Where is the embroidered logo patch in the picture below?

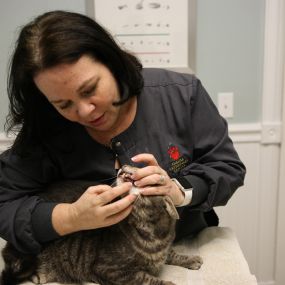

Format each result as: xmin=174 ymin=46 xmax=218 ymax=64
xmin=167 ymin=144 xmax=190 ymax=174
xmin=167 ymin=145 xmax=180 ymax=161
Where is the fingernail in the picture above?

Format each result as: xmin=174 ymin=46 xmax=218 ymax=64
xmin=131 ymin=156 xmax=138 ymax=161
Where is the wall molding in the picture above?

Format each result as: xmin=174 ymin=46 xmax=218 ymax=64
xmin=0 ymin=122 xmax=282 ymax=153
xmin=228 ymin=123 xmax=262 ymax=143
xmin=229 ymin=122 xmax=282 ymax=144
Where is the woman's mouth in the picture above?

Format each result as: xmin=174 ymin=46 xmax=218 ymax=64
xmin=89 ymin=114 xmax=105 ymax=127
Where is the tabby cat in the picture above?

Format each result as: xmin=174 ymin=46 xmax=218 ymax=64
xmin=0 ymin=165 xmax=202 ymax=285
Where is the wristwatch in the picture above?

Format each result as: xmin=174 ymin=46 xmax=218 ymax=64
xmin=171 ymin=177 xmax=193 ymax=207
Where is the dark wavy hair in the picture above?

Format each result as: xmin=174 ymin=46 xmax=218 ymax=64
xmin=6 ymin=10 xmax=143 ymax=154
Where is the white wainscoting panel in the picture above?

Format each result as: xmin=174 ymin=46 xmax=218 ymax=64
xmin=216 ymin=142 xmax=261 ymax=274
xmin=256 ymin=144 xmax=280 ymax=283
xmin=216 ymin=123 xmax=281 ymax=285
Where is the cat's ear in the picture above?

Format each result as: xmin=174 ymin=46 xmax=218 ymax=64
xmin=164 ymin=196 xmax=180 ymax=220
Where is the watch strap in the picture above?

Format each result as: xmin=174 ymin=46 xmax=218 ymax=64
xmin=171 ymin=178 xmax=193 ymax=207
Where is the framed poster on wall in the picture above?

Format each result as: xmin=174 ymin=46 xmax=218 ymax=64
xmin=86 ymin=0 xmax=196 ymax=72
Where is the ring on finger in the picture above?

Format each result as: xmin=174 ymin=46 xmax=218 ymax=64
xmin=158 ymin=174 xmax=166 ymax=185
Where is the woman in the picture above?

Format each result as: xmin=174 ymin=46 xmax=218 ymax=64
xmin=0 ymin=10 xmax=246 ymax=254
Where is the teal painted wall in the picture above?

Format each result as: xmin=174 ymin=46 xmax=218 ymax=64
xmin=195 ymin=0 xmax=265 ymax=123
xmin=0 ymin=0 xmax=86 ymax=132
xmin=0 ymin=0 xmax=265 ymax=132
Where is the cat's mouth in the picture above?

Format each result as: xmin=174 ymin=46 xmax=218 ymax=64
xmin=117 ymin=165 xmax=135 ymax=184
xmin=118 ymin=173 xmax=133 ymax=183
xmin=117 ymin=165 xmax=141 ymax=196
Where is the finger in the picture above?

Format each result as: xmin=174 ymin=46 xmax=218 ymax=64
xmin=131 ymin=153 xmax=159 ymax=166
xmin=134 ymin=173 xmax=166 ymax=187
xmin=95 ymin=182 xmax=132 ymax=206
xmin=140 ymin=186 xmax=167 ymax=196
xmin=104 ymin=205 xmax=133 ymax=226
xmin=140 ymin=185 xmax=171 ymax=196
xmin=86 ymin=184 xmax=112 ymax=195
xmin=131 ymin=166 xmax=167 ymax=180
xmin=102 ymin=193 xmax=137 ymax=216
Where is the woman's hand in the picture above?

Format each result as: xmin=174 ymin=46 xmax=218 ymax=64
xmin=52 ymin=182 xmax=136 ymax=236
xmin=131 ymin=153 xmax=185 ymax=206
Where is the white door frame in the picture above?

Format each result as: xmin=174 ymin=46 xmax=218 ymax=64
xmin=261 ymin=0 xmax=284 ymax=284
xmin=275 ymin=52 xmax=285 ymax=285
xmin=274 ymin=0 xmax=285 ymax=283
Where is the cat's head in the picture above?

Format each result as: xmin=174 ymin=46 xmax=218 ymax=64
xmin=117 ymin=165 xmax=179 ymax=220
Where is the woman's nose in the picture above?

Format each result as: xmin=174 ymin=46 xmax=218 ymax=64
xmin=77 ymin=101 xmax=95 ymax=118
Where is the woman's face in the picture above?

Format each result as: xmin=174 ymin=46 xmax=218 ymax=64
xmin=34 ymin=55 xmax=123 ymax=133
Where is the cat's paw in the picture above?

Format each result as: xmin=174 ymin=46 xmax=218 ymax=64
xmin=186 ymin=255 xmax=203 ymax=270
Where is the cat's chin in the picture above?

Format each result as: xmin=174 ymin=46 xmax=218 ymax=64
xmin=129 ymin=186 xmax=141 ymax=196
xmin=118 ymin=183 xmax=141 ymax=198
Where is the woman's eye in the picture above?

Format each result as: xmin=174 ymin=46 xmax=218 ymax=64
xmin=83 ymin=85 xmax=96 ymax=97
xmin=59 ymin=101 xmax=72 ymax=110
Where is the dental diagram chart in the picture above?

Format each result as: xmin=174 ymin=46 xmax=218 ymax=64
xmin=94 ymin=0 xmax=188 ymax=68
